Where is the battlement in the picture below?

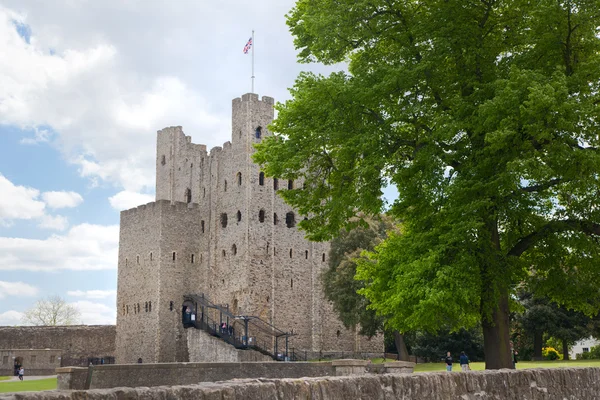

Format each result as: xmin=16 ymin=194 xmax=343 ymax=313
xmin=121 ymin=200 xmax=198 ymax=217
xmin=232 ymin=93 xmax=275 ymax=106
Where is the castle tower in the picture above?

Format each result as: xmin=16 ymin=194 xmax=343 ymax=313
xmin=115 ymin=93 xmax=384 ymax=364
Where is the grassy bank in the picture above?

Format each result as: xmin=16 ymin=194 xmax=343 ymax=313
xmin=0 ymin=378 xmax=57 ymax=393
xmin=413 ymin=358 xmax=600 ymax=373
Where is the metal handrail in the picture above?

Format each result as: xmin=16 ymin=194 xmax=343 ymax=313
xmin=184 ymin=293 xmax=296 ymax=361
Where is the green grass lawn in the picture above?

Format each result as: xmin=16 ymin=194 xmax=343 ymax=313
xmin=0 ymin=378 xmax=57 ymax=393
xmin=410 ymin=358 xmax=600 ymax=373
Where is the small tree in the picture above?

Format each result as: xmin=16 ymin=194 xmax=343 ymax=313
xmin=22 ymin=295 xmax=81 ymax=326
xmin=323 ymin=215 xmax=410 ymax=360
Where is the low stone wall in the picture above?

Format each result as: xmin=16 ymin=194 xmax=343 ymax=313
xmin=55 ymin=360 xmax=414 ymax=390
xmin=57 ymin=362 xmax=336 ymax=390
xmin=3 ymin=368 xmax=600 ymax=399
xmin=186 ymin=328 xmax=271 ymax=362
xmin=0 ymin=349 xmax=62 ymax=376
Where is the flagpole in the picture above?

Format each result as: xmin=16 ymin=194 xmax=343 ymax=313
xmin=251 ymin=30 xmax=255 ymax=93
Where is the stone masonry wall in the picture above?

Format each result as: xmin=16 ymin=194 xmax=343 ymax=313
xmin=187 ymin=329 xmax=275 ymax=363
xmin=116 ymin=93 xmax=384 ymax=364
xmin=0 ymin=325 xmax=115 ymax=367
xmin=0 ymin=349 xmax=62 ymax=376
xmin=7 ymin=367 xmax=600 ymax=399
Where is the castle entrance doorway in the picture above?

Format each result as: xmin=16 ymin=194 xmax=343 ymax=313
xmin=13 ymin=356 xmax=23 ymax=376
xmin=182 ymin=300 xmax=196 ymax=327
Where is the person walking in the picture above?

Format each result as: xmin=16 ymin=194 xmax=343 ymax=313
xmin=445 ymin=351 xmax=453 ymax=372
xmin=18 ymin=366 xmax=24 ymax=381
xmin=459 ymin=351 xmax=470 ymax=371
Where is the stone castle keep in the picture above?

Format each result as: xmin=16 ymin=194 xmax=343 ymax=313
xmin=115 ymin=93 xmax=383 ymax=363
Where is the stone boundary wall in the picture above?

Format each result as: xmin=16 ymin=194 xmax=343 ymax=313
xmin=57 ymin=362 xmax=335 ymax=390
xmin=0 ymin=326 xmax=115 ymax=367
xmin=4 ymin=368 xmax=600 ymax=399
xmin=0 ymin=349 xmax=62 ymax=376
xmin=55 ymin=360 xmax=414 ymax=390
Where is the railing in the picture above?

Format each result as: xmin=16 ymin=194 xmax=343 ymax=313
xmin=184 ymin=293 xmax=297 ymax=361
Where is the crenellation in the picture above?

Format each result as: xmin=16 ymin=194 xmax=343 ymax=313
xmin=116 ymin=93 xmax=383 ymax=364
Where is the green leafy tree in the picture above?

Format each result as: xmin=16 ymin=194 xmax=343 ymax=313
xmin=254 ymin=0 xmax=600 ymax=369
xmin=408 ymin=328 xmax=485 ymax=363
xmin=516 ymin=292 xmax=557 ymax=359
xmin=323 ymin=215 xmax=410 ymax=360
xmin=548 ymin=306 xmax=593 ymax=360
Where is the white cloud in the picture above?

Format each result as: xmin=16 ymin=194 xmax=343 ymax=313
xmin=38 ymin=214 xmax=69 ymax=231
xmin=42 ymin=191 xmax=84 ymax=209
xmin=0 ymin=1 xmax=342 ymax=194
xmin=0 ymin=281 xmax=39 ymax=298
xmin=19 ymin=126 xmax=52 ymax=145
xmin=0 ymin=174 xmax=45 ymax=225
xmin=108 ymin=190 xmax=154 ymax=211
xmin=0 ymin=223 xmax=118 ymax=271
xmin=0 ymin=174 xmax=75 ymax=230
xmin=0 ymin=310 xmax=24 ymax=325
xmin=67 ymin=290 xmax=116 ymax=299
xmin=71 ymin=300 xmax=116 ymax=325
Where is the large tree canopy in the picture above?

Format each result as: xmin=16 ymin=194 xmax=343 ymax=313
xmin=254 ymin=0 xmax=600 ymax=369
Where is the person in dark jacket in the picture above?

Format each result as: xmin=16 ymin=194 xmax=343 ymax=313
xmin=445 ymin=351 xmax=453 ymax=371
xmin=459 ymin=351 xmax=470 ymax=371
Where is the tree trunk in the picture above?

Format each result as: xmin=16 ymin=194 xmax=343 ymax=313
xmin=533 ymin=331 xmax=543 ymax=359
xmin=393 ymin=330 xmax=410 ymax=361
xmin=562 ymin=339 xmax=569 ymax=360
xmin=482 ymin=286 xmax=513 ymax=369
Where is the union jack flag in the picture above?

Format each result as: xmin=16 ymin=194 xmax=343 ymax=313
xmin=243 ymin=37 xmax=252 ymax=54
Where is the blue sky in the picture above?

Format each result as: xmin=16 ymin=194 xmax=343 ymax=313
xmin=0 ymin=1 xmax=398 ymax=325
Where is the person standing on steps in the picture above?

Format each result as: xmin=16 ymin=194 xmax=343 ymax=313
xmin=459 ymin=351 xmax=470 ymax=371
xmin=445 ymin=351 xmax=453 ymax=372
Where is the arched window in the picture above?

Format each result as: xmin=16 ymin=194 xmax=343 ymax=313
xmin=305 ymin=250 xmax=308 ymax=259
xmin=237 ymin=210 xmax=242 ymax=222
xmin=232 ymin=244 xmax=237 ymax=255
xmin=172 ymin=252 xmax=176 ymax=261
xmin=259 ymin=209 xmax=265 ymax=223
xmin=237 ymin=172 xmax=242 ymax=186
xmin=224 ymin=180 xmax=228 ymax=192
xmin=322 ymin=253 xmax=326 ymax=262
xmin=201 ymin=220 xmax=205 ymax=233
xmin=286 ymin=212 xmax=295 ymax=228
xmin=273 ymin=213 xmax=278 ymax=225
xmin=289 ymin=249 xmax=293 ymax=258
xmin=288 ymin=179 xmax=294 ymax=190
xmin=191 ymin=254 xmax=195 ymax=263
xmin=185 ymin=188 xmax=192 ymax=203
xmin=274 ymin=178 xmax=279 ymax=190
xmin=255 ymin=126 xmax=262 ymax=139
xmin=259 ymin=172 xmax=265 ymax=186
xmin=221 ymin=213 xmax=228 ymax=228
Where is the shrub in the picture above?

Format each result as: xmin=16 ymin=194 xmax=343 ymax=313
xmin=542 ymin=347 xmax=560 ymax=360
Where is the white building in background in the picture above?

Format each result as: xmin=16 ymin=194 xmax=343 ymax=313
xmin=570 ymin=337 xmax=600 ymax=359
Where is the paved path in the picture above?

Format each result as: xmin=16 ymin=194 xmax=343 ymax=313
xmin=2 ymin=375 xmax=56 ymax=382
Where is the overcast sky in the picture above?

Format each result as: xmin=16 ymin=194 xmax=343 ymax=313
xmin=0 ymin=1 xmax=397 ymax=325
